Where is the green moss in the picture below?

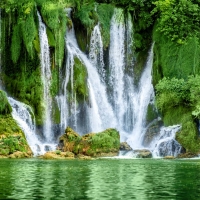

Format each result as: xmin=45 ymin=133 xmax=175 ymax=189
xmin=46 ymin=27 xmax=56 ymax=47
xmin=0 ymin=91 xmax=12 ymax=115
xmin=59 ymin=127 xmax=120 ymax=156
xmin=88 ymin=128 xmax=120 ymax=155
xmin=176 ymin=115 xmax=200 ymax=153
xmin=0 ymin=115 xmax=31 ymax=156
xmin=146 ymin=103 xmax=158 ymax=124
xmin=51 ymin=99 xmax=60 ymax=124
xmin=134 ymin=49 xmax=149 ymax=85
xmin=50 ymin=68 xmax=59 ymax=97
xmin=97 ymin=3 xmax=114 ymax=48
xmin=67 ymin=57 xmax=88 ymax=103
xmin=153 ymin=26 xmax=200 ymax=82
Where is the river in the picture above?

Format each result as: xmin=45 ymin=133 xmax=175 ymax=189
xmin=0 ymin=158 xmax=200 ymax=199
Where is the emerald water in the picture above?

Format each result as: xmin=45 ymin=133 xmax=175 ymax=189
xmin=0 ymin=159 xmax=200 ymax=200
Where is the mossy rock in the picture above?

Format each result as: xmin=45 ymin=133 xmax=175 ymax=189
xmin=0 ymin=115 xmax=33 ymax=157
xmin=58 ymin=127 xmax=120 ymax=157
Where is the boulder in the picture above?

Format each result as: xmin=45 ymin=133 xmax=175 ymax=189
xmin=142 ymin=119 xmax=163 ymax=146
xmin=177 ymin=152 xmax=198 ymax=158
xmin=58 ymin=127 xmax=120 ymax=157
xmin=8 ymin=151 xmax=31 ymax=159
xmin=134 ymin=149 xmax=152 ymax=158
xmin=164 ymin=156 xmax=175 ymax=159
xmin=42 ymin=151 xmax=75 ymax=160
xmin=120 ymin=142 xmax=132 ymax=151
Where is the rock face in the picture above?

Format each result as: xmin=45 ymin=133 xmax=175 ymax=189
xmin=143 ymin=119 xmax=163 ymax=147
xmin=133 ymin=149 xmax=152 ymax=158
xmin=58 ymin=127 xmax=120 ymax=157
xmin=120 ymin=142 xmax=132 ymax=151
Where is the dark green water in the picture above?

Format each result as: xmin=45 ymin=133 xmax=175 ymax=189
xmin=0 ymin=158 xmax=200 ymax=200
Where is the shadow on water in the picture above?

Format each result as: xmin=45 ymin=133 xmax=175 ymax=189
xmin=0 ymin=159 xmax=200 ymax=200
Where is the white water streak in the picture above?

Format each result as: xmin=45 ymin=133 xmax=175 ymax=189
xmin=37 ymin=11 xmax=53 ymax=142
xmin=89 ymin=23 xmax=105 ymax=81
xmin=127 ymin=44 xmax=154 ymax=148
xmin=109 ymin=9 xmax=125 ymax=127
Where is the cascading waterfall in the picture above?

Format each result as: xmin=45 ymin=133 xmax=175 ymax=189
xmin=0 ymin=6 xmax=184 ymax=158
xmin=37 ymin=11 xmax=53 ymax=142
xmin=57 ymin=11 xmax=117 ymax=134
xmin=8 ymin=97 xmax=55 ymax=156
xmin=152 ymin=125 xmax=183 ymax=157
xmin=108 ymin=9 xmax=154 ymax=149
xmin=126 ymin=45 xmax=154 ymax=149
xmin=108 ymin=8 xmax=126 ymax=128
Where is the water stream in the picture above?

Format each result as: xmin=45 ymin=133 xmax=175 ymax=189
xmin=8 ymin=97 xmax=56 ymax=156
xmin=37 ymin=11 xmax=53 ymax=142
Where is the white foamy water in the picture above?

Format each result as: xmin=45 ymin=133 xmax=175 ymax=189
xmin=37 ymin=11 xmax=53 ymax=142
xmin=152 ymin=125 xmax=183 ymax=158
xmin=8 ymin=97 xmax=56 ymax=156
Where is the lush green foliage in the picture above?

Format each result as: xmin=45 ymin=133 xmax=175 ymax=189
xmin=152 ymin=0 xmax=200 ymax=43
xmin=0 ymin=91 xmax=12 ymax=115
xmin=155 ymin=76 xmax=200 ymax=152
xmin=153 ymin=29 xmax=200 ymax=84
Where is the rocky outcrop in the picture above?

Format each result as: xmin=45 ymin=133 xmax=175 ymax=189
xmin=134 ymin=149 xmax=152 ymax=158
xmin=177 ymin=152 xmax=199 ymax=158
xmin=58 ymin=127 xmax=120 ymax=157
xmin=0 ymin=115 xmax=33 ymax=158
xmin=143 ymin=119 xmax=163 ymax=146
xmin=42 ymin=151 xmax=75 ymax=159
xmin=120 ymin=142 xmax=132 ymax=151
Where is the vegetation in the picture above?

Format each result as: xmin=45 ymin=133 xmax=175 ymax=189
xmin=0 ymin=114 xmax=32 ymax=156
xmin=155 ymin=76 xmax=200 ymax=152
xmin=0 ymin=90 xmax=12 ymax=115
xmin=1 ymin=0 xmax=200 ymax=154
xmin=59 ymin=127 xmax=120 ymax=156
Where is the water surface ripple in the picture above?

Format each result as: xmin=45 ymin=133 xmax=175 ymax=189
xmin=0 ymin=159 xmax=200 ymax=200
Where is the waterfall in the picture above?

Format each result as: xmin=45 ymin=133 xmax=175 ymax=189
xmin=57 ymin=10 xmax=117 ymax=134
xmin=89 ymin=23 xmax=105 ymax=81
xmin=152 ymin=125 xmax=183 ymax=157
xmin=108 ymin=8 xmax=125 ymax=128
xmin=37 ymin=11 xmax=53 ymax=142
xmin=8 ymin=98 xmax=56 ymax=156
xmin=126 ymin=45 xmax=154 ymax=149
xmin=108 ymin=9 xmax=154 ymax=148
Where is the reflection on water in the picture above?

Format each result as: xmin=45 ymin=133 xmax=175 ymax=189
xmin=0 ymin=159 xmax=200 ymax=200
